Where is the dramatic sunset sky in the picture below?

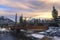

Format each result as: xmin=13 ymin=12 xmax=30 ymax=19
xmin=0 ymin=0 xmax=60 ymax=21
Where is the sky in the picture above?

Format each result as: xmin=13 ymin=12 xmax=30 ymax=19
xmin=0 ymin=0 xmax=60 ymax=21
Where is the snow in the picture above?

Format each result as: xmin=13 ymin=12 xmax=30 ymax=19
xmin=24 ymin=27 xmax=60 ymax=40
xmin=0 ymin=28 xmax=9 ymax=32
xmin=30 ymin=27 xmax=60 ymax=40
xmin=54 ymin=36 xmax=60 ymax=40
xmin=0 ymin=28 xmax=6 ymax=31
xmin=31 ymin=33 xmax=60 ymax=40
xmin=31 ymin=34 xmax=44 ymax=38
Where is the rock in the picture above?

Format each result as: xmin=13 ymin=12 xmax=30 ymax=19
xmin=41 ymin=36 xmax=53 ymax=40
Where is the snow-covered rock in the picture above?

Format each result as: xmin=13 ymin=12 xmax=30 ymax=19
xmin=31 ymin=34 xmax=45 ymax=39
xmin=54 ymin=36 xmax=60 ymax=40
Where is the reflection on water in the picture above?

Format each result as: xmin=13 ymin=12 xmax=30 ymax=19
xmin=0 ymin=33 xmax=20 ymax=40
xmin=0 ymin=28 xmax=33 ymax=40
xmin=0 ymin=32 xmax=33 ymax=40
xmin=0 ymin=28 xmax=22 ymax=40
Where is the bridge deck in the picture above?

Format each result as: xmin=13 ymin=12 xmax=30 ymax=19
xmin=9 ymin=25 xmax=48 ymax=30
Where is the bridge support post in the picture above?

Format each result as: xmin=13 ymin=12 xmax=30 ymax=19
xmin=15 ymin=29 xmax=20 ymax=33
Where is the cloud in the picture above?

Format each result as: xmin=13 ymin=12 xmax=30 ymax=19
xmin=0 ymin=0 xmax=60 ymax=20
xmin=37 ymin=0 xmax=60 ymax=4
xmin=0 ymin=0 xmax=52 ymax=12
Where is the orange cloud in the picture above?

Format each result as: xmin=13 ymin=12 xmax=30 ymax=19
xmin=37 ymin=0 xmax=60 ymax=4
xmin=33 ymin=12 xmax=52 ymax=19
xmin=0 ymin=0 xmax=30 ymax=10
xmin=0 ymin=0 xmax=60 ymax=19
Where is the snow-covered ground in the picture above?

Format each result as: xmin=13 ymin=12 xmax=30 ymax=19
xmin=54 ymin=36 xmax=60 ymax=40
xmin=0 ymin=28 xmax=10 ymax=33
xmin=28 ymin=33 xmax=60 ymax=40
xmin=31 ymin=34 xmax=44 ymax=39
xmin=25 ymin=27 xmax=60 ymax=40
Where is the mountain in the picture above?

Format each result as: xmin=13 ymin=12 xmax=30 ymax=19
xmin=0 ymin=16 xmax=15 ymax=25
